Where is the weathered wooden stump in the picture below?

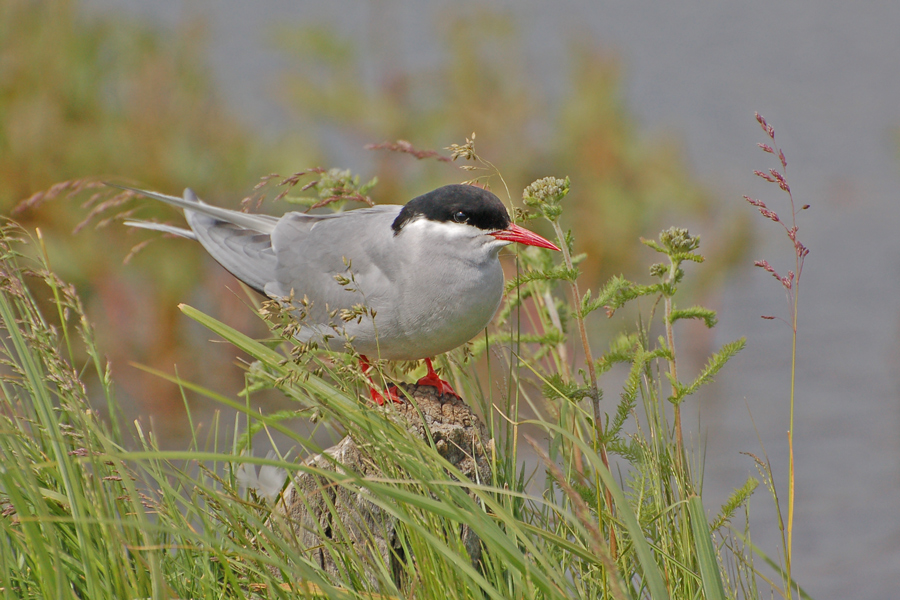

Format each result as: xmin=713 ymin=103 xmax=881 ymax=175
xmin=271 ymin=384 xmax=492 ymax=587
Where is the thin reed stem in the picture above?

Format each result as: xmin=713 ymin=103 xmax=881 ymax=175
xmin=748 ymin=112 xmax=809 ymax=599
xmin=548 ymin=218 xmax=616 ymax=556
xmin=664 ymin=292 xmax=685 ymax=477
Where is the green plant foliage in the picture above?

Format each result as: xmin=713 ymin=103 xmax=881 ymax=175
xmin=668 ymin=306 xmax=718 ymax=328
xmin=1 ymin=4 xmax=794 ymax=595
xmin=712 ymin=475 xmax=760 ymax=533
xmin=0 ymin=165 xmax=794 ymax=597
xmin=1 ymin=0 xmax=283 ymax=420
xmin=671 ymin=338 xmax=747 ymax=404
xmin=688 ymin=496 xmax=728 ymax=600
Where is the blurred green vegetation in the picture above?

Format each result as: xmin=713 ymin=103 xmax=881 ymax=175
xmin=3 ymin=1 xmax=746 ymax=433
xmin=274 ymin=13 xmax=749 ymax=290
xmin=1 ymin=0 xmax=286 ymax=428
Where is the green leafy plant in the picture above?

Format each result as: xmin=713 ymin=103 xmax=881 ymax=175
xmin=0 ymin=136 xmax=808 ymax=597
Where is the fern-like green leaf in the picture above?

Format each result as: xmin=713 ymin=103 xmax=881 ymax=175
xmin=678 ymin=337 xmax=747 ymax=400
xmin=712 ymin=475 xmax=759 ymax=531
xmin=505 ymin=265 xmax=579 ymax=292
xmin=668 ymin=305 xmax=718 ymax=328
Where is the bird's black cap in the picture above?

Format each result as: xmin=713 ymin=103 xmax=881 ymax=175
xmin=391 ymin=184 xmax=510 ymax=235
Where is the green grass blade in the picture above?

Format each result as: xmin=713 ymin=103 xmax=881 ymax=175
xmin=688 ymin=495 xmax=727 ymax=600
xmin=530 ymin=420 xmax=671 ymax=600
xmin=729 ymin=527 xmax=816 ymax=600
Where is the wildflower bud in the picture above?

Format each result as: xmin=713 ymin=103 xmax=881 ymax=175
xmin=523 ymin=176 xmax=570 ymax=205
xmin=659 ymin=226 xmax=700 ymax=254
xmin=649 ymin=263 xmax=667 ymax=278
xmin=523 ymin=176 xmax=571 ymax=222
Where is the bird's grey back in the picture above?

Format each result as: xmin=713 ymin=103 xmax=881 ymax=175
xmin=122 ymin=186 xmax=402 ymax=311
xmin=179 ymin=198 xmax=405 ymax=332
xmin=264 ymin=206 xmax=403 ymax=323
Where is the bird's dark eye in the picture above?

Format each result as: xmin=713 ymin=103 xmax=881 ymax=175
xmin=453 ymin=211 xmax=468 ymax=223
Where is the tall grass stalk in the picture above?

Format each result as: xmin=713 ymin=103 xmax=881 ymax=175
xmin=521 ymin=176 xmax=617 ymax=556
xmin=744 ymin=113 xmax=809 ymax=599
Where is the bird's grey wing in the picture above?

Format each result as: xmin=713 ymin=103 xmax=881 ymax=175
xmin=266 ymin=206 xmax=404 ymax=325
xmin=186 ymin=212 xmax=278 ymax=295
xmin=118 ymin=184 xmax=282 ymax=294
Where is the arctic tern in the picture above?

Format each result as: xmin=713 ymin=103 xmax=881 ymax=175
xmin=114 ymin=183 xmax=560 ymax=402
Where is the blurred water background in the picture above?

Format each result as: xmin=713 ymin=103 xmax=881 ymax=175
xmin=4 ymin=1 xmax=900 ymax=597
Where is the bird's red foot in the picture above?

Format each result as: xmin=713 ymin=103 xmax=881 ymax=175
xmin=369 ymin=384 xmax=402 ymax=406
xmin=416 ymin=358 xmax=459 ymax=398
xmin=360 ymin=355 xmax=403 ymax=405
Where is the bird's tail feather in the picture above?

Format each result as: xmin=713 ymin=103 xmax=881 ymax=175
xmin=110 ymin=182 xmax=279 ymax=295
xmin=124 ymin=220 xmax=197 ymax=239
xmin=105 ymin=183 xmax=278 ymax=233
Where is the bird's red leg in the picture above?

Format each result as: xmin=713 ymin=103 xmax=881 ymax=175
xmin=415 ymin=357 xmax=459 ymax=398
xmin=359 ymin=355 xmax=401 ymax=405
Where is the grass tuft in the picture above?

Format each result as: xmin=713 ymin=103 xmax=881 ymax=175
xmin=0 ymin=131 xmax=808 ymax=595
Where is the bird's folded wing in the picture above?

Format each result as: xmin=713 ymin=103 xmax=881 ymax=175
xmin=266 ymin=207 xmax=403 ymax=322
xmin=188 ymin=213 xmax=278 ymax=295
xmin=117 ymin=184 xmax=281 ymax=295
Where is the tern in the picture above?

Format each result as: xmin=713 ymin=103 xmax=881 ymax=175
xmin=114 ymin=183 xmax=560 ymax=403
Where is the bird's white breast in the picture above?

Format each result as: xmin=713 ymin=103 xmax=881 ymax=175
xmin=339 ymin=219 xmax=506 ymax=360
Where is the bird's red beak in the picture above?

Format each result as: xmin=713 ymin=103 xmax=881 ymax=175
xmin=490 ymin=223 xmax=560 ymax=251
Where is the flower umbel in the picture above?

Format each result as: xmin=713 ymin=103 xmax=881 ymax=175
xmin=523 ymin=176 xmax=570 ymax=222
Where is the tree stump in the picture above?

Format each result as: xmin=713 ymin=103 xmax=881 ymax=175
xmin=271 ymin=384 xmax=492 ymax=588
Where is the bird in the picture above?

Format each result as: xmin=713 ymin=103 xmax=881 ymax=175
xmin=112 ymin=182 xmax=560 ymax=403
